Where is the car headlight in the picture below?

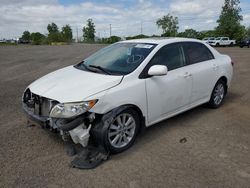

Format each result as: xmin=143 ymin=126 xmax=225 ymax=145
xmin=50 ymin=100 xmax=98 ymax=118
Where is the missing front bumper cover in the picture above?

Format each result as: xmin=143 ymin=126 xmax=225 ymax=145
xmin=71 ymin=146 xmax=109 ymax=169
xmin=23 ymin=100 xmax=112 ymax=169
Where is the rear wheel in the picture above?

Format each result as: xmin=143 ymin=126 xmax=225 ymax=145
xmin=208 ymin=80 xmax=226 ymax=108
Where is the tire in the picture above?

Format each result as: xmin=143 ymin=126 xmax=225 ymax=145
xmin=216 ymin=43 xmax=220 ymax=47
xmin=208 ymin=80 xmax=226 ymax=108
xmin=103 ymin=108 xmax=140 ymax=154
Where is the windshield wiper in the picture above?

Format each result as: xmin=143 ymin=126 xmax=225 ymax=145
xmin=88 ymin=65 xmax=111 ymax=75
xmin=81 ymin=63 xmax=92 ymax=71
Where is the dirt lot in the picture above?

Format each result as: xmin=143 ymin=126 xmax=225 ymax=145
xmin=0 ymin=44 xmax=250 ymax=188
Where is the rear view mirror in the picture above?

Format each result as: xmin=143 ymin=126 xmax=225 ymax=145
xmin=148 ymin=65 xmax=168 ymax=76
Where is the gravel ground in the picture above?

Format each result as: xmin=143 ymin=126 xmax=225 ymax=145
xmin=0 ymin=44 xmax=250 ymax=188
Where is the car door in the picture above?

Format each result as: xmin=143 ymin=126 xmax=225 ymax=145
xmin=182 ymin=42 xmax=219 ymax=104
xmin=142 ymin=43 xmax=193 ymax=124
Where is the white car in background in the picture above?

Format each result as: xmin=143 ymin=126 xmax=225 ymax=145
xmin=210 ymin=37 xmax=236 ymax=47
xmin=203 ymin=37 xmax=216 ymax=44
xmin=202 ymin=37 xmax=214 ymax=43
xmin=22 ymin=38 xmax=233 ymax=154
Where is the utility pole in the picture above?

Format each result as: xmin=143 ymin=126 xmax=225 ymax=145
xmin=76 ymin=26 xmax=78 ymax=43
xmin=140 ymin=21 xmax=143 ymax=35
xmin=109 ymin=24 xmax=112 ymax=37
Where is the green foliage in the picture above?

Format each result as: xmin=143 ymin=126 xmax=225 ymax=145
xmin=247 ymin=26 xmax=250 ymax=37
xmin=178 ymin=29 xmax=198 ymax=39
xmin=201 ymin=30 xmax=218 ymax=38
xmin=61 ymin=24 xmax=73 ymax=43
xmin=47 ymin=23 xmax=61 ymax=43
xmin=126 ymin=34 xmax=149 ymax=40
xmin=156 ymin=14 xmax=179 ymax=37
xmin=177 ymin=29 xmax=207 ymax=40
xmin=46 ymin=23 xmax=73 ymax=43
xmin=21 ymin=31 xmax=31 ymax=42
xmin=101 ymin=36 xmax=121 ymax=44
xmin=83 ymin=19 xmax=96 ymax=42
xmin=31 ymin=32 xmax=46 ymax=45
xmin=21 ymin=22 xmax=73 ymax=45
xmin=216 ymin=0 xmax=245 ymax=41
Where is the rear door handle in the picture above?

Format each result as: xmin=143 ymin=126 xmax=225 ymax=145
xmin=183 ymin=72 xmax=192 ymax=78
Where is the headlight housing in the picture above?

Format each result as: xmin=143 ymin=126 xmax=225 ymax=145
xmin=50 ymin=100 xmax=98 ymax=118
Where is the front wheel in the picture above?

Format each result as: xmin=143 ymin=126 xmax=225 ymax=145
xmin=208 ymin=80 xmax=226 ymax=108
xmin=105 ymin=109 xmax=140 ymax=154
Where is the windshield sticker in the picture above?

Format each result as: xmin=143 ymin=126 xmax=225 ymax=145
xmin=135 ymin=44 xmax=153 ymax=49
xmin=127 ymin=48 xmax=132 ymax=56
xmin=127 ymin=55 xmax=144 ymax=64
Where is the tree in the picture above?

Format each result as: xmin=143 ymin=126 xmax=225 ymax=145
xmin=177 ymin=29 xmax=206 ymax=39
xmin=21 ymin=31 xmax=31 ymax=42
xmin=102 ymin=36 xmax=121 ymax=44
xmin=31 ymin=32 xmax=45 ymax=45
xmin=216 ymin=0 xmax=245 ymax=41
xmin=126 ymin=34 xmax=149 ymax=40
xmin=47 ymin=22 xmax=60 ymax=43
xmin=246 ymin=26 xmax=250 ymax=37
xmin=83 ymin=19 xmax=96 ymax=42
xmin=178 ymin=29 xmax=199 ymax=38
xmin=61 ymin=25 xmax=72 ymax=43
xmin=201 ymin=30 xmax=218 ymax=38
xmin=156 ymin=14 xmax=179 ymax=37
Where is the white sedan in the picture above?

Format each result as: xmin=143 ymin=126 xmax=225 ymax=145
xmin=22 ymin=38 xmax=233 ymax=153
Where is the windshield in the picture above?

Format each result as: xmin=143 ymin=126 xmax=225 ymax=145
xmin=216 ymin=37 xmax=221 ymax=40
xmin=209 ymin=37 xmax=215 ymax=40
xmin=75 ymin=43 xmax=156 ymax=75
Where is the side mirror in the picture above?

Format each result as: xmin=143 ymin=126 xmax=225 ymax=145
xmin=148 ymin=65 xmax=168 ymax=76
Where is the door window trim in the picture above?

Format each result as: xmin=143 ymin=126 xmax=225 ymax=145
xmin=182 ymin=42 xmax=215 ymax=65
xmin=139 ymin=42 xmax=187 ymax=79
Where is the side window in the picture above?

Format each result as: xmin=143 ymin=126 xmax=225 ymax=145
xmin=150 ymin=43 xmax=186 ymax=71
xmin=184 ymin=42 xmax=214 ymax=64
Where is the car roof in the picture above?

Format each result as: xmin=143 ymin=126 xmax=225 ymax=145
xmin=120 ymin=37 xmax=203 ymax=45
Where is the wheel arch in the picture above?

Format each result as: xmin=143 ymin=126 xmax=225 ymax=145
xmin=107 ymin=104 xmax=146 ymax=130
xmin=217 ymin=76 xmax=228 ymax=94
xmin=91 ymin=104 xmax=146 ymax=153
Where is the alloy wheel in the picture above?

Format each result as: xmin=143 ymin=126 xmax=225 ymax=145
xmin=213 ymin=83 xmax=225 ymax=105
xmin=108 ymin=113 xmax=136 ymax=148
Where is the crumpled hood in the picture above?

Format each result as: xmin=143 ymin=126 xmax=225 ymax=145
xmin=29 ymin=66 xmax=123 ymax=103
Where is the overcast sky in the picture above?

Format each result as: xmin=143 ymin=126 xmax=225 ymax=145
xmin=0 ymin=0 xmax=250 ymax=39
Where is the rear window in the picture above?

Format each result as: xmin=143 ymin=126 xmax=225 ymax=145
xmin=183 ymin=42 xmax=214 ymax=64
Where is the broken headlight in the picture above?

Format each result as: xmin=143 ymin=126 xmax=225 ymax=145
xmin=50 ymin=100 xmax=98 ymax=118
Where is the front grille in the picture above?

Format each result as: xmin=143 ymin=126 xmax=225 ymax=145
xmin=23 ymin=88 xmax=59 ymax=116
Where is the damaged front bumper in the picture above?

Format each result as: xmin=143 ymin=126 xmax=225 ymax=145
xmin=22 ymin=102 xmax=93 ymax=148
xmin=22 ymin=89 xmax=110 ymax=169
